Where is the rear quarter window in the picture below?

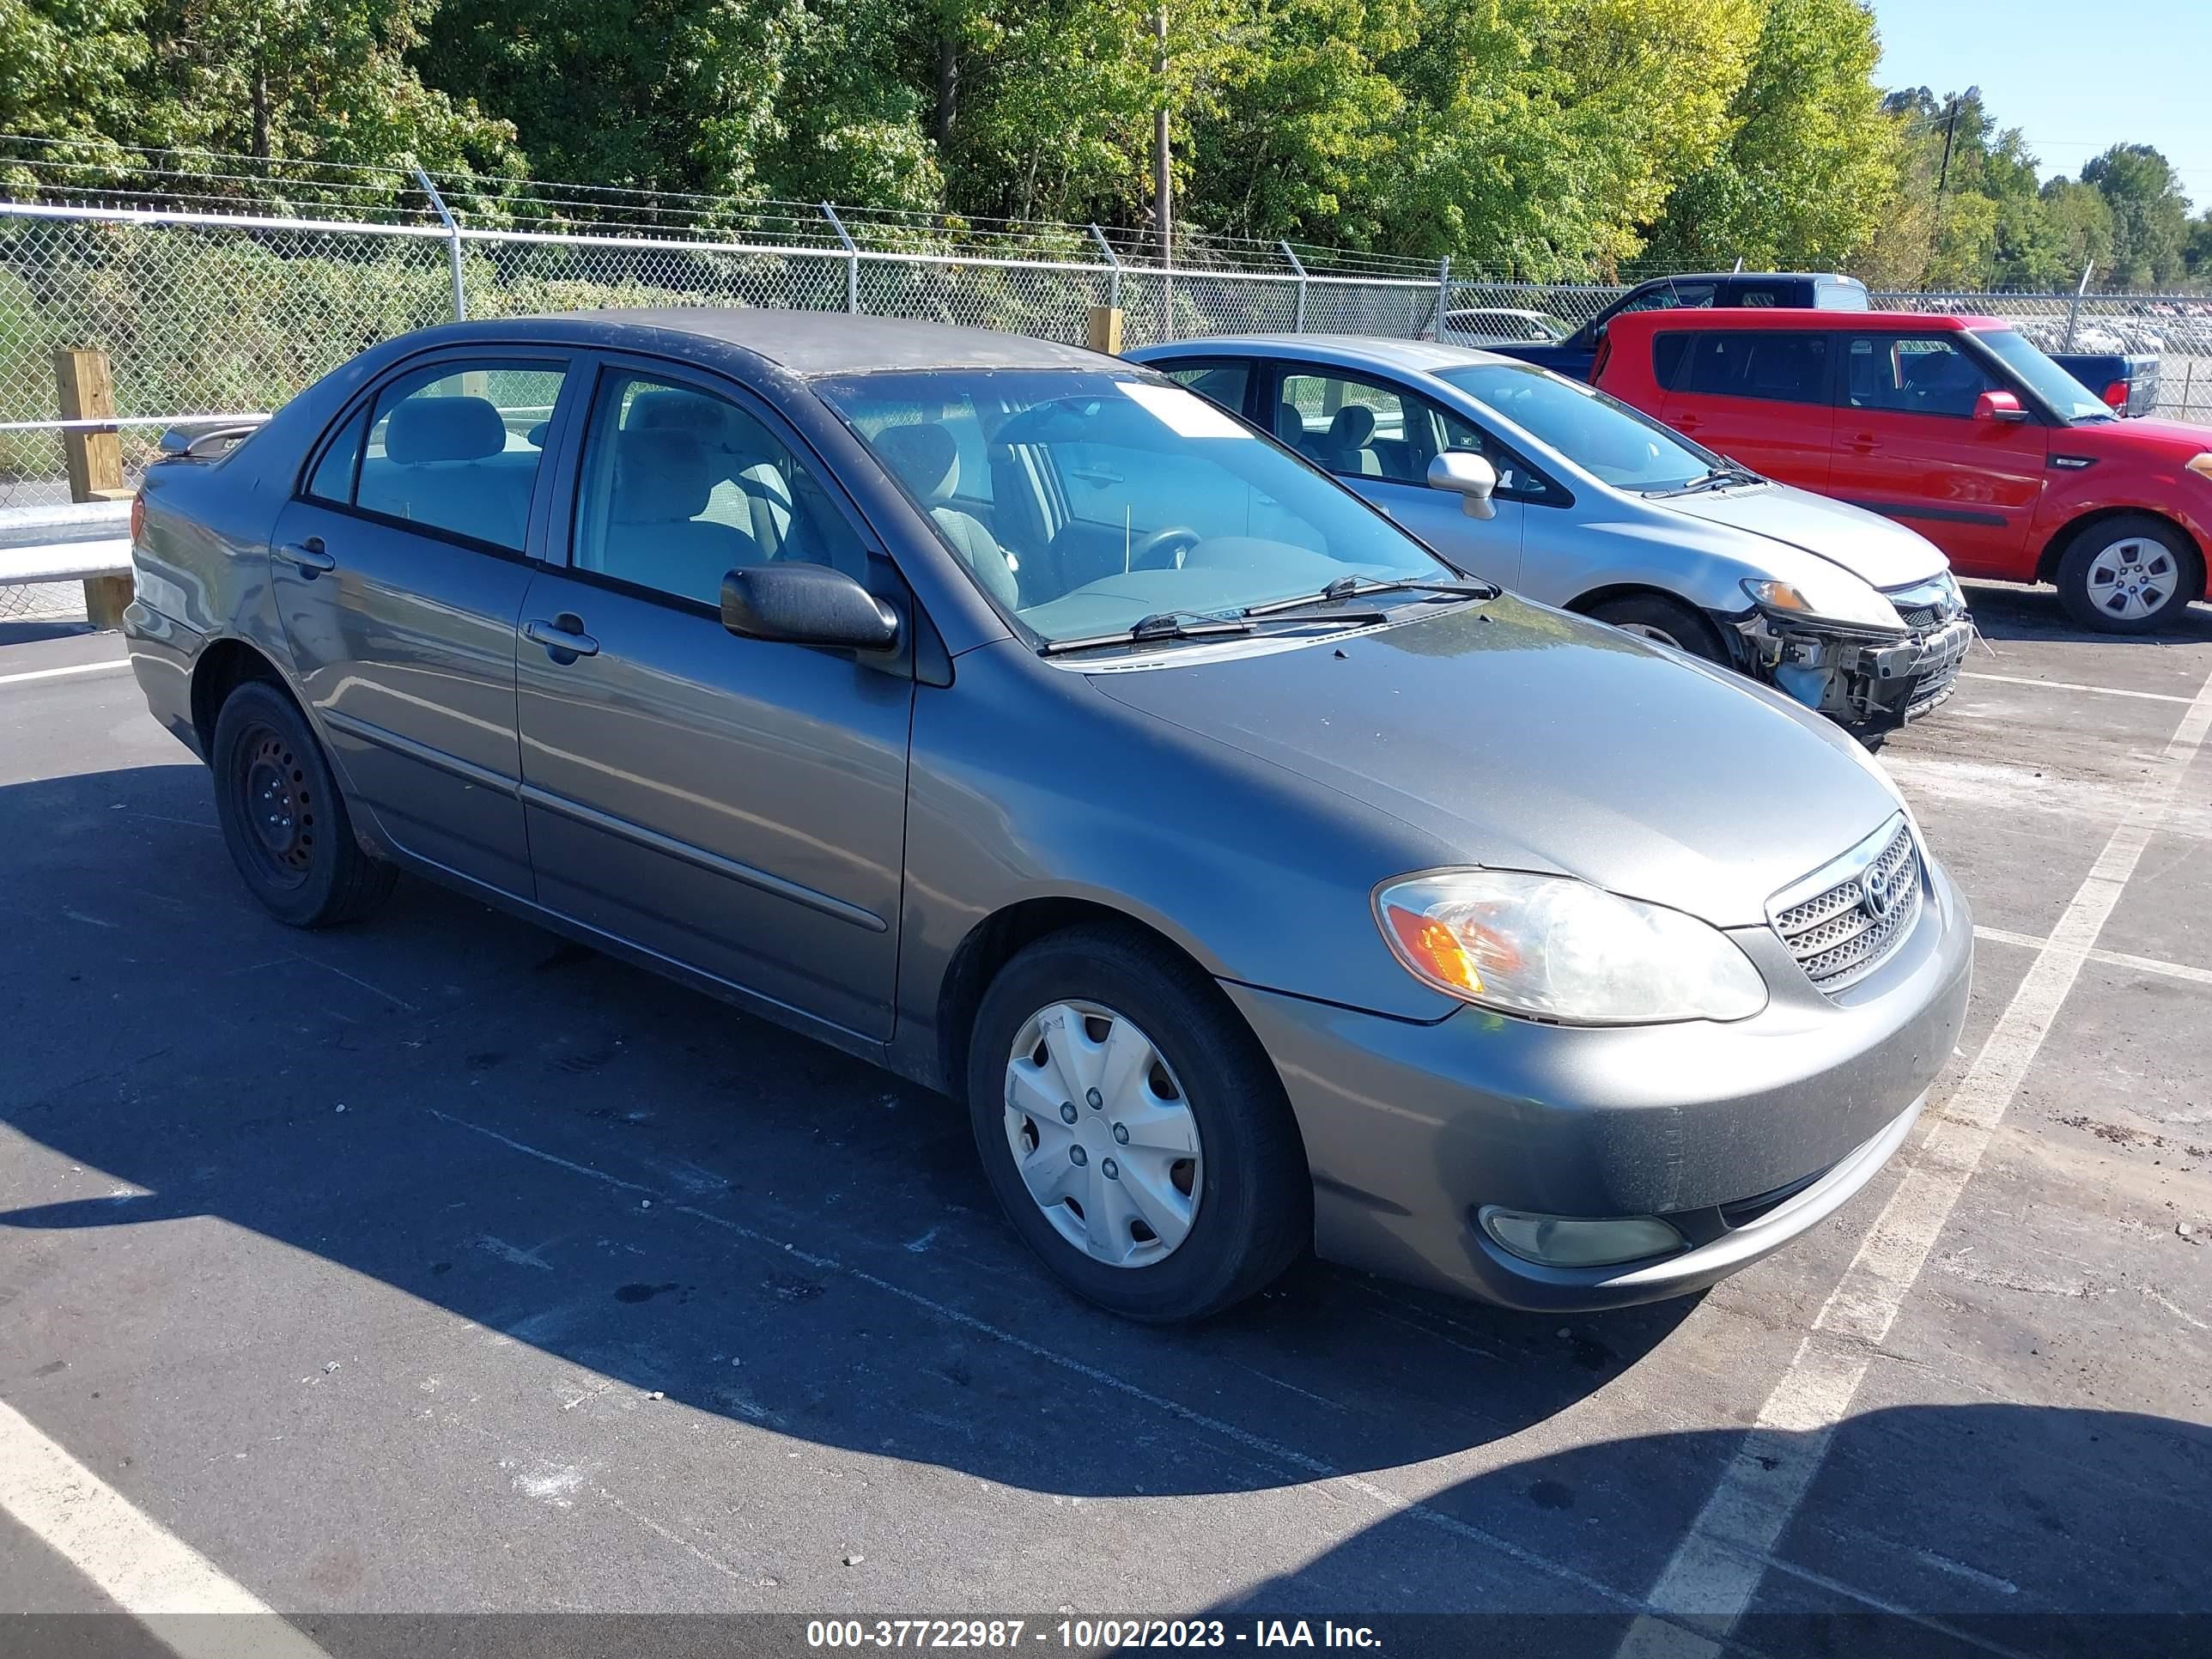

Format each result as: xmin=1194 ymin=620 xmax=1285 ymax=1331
xmin=1652 ymin=332 xmax=1692 ymax=391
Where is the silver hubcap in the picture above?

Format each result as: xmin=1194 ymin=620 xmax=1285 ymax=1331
xmin=1615 ymin=621 xmax=1683 ymax=647
xmin=2086 ymin=538 xmax=2177 ymax=621
xmin=1002 ymin=1001 xmax=1202 ymax=1268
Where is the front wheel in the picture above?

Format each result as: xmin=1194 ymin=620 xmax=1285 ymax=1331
xmin=966 ymin=926 xmax=1310 ymax=1322
xmin=2056 ymin=515 xmax=2203 ymax=634
xmin=210 ymin=679 xmax=396 ymax=927
xmin=1585 ymin=592 xmax=1729 ymax=663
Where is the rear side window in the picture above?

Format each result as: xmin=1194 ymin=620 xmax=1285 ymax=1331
xmin=1160 ymin=361 xmax=1251 ymax=416
xmin=1680 ymin=331 xmax=1830 ymax=404
xmin=1815 ymin=279 xmax=1873 ymax=312
xmin=342 ymin=362 xmax=568 ymax=552
xmin=1652 ymin=332 xmax=1692 ymax=391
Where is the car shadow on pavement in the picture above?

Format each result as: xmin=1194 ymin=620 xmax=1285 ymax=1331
xmin=0 ymin=762 xmax=1696 ymax=1508
xmin=1204 ymin=1404 xmax=2211 ymax=1654
xmin=1961 ymin=580 xmax=2212 ymax=647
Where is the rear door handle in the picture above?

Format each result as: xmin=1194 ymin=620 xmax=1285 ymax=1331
xmin=1670 ymin=416 xmax=1701 ymax=433
xmin=525 ymin=616 xmax=600 ymax=660
xmin=276 ymin=538 xmax=335 ymax=575
xmin=1847 ymin=433 xmax=1879 ymax=453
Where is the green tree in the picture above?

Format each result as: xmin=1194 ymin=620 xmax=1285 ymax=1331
xmin=0 ymin=0 xmax=149 ymax=149
xmin=2186 ymin=210 xmax=2212 ymax=281
xmin=1643 ymin=0 xmax=1898 ymax=271
xmin=2081 ymin=143 xmax=2190 ymax=289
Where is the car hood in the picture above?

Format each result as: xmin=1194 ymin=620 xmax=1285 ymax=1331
xmin=2065 ymin=416 xmax=2212 ymax=460
xmin=1659 ymin=483 xmax=1948 ymax=590
xmin=1091 ymin=595 xmax=1905 ymax=928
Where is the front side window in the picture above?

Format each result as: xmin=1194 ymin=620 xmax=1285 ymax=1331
xmin=1434 ymin=361 xmax=1717 ymax=494
xmin=571 ymin=372 xmax=867 ymax=608
xmin=1614 ymin=280 xmax=1719 ymax=320
xmin=817 ymin=368 xmax=1456 ymax=646
xmin=344 ymin=362 xmax=567 ymax=551
xmin=1843 ymin=335 xmax=1996 ymax=420
xmin=1972 ymin=328 xmax=2109 ymax=422
xmin=1680 ymin=331 xmax=1830 ymax=404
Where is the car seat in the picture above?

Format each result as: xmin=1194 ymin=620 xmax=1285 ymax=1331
xmin=373 ymin=395 xmax=534 ymax=549
xmin=871 ymin=422 xmax=1021 ymax=609
xmin=1316 ymin=404 xmax=1382 ymax=476
xmin=598 ymin=425 xmax=761 ymax=605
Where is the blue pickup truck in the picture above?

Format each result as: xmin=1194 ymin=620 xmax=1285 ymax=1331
xmin=1476 ymin=271 xmax=2158 ymax=416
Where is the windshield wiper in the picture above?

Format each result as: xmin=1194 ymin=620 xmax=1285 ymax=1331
xmin=1655 ymin=464 xmax=1764 ymax=497
xmin=1245 ymin=574 xmax=1498 ymax=616
xmin=1039 ymin=603 xmax=1399 ymax=657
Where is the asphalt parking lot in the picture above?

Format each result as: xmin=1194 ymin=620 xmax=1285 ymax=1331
xmin=2 ymin=584 xmax=2209 ymax=1658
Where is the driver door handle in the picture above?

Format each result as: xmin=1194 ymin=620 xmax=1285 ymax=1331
xmin=276 ymin=538 xmax=335 ymax=575
xmin=525 ymin=616 xmax=600 ymax=659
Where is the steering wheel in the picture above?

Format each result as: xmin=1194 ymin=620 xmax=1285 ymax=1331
xmin=1128 ymin=525 xmax=1202 ymax=571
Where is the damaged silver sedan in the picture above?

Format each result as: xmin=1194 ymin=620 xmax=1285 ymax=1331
xmin=1129 ymin=336 xmax=1972 ymax=732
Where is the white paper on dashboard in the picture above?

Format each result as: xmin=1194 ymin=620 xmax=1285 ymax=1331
xmin=1115 ymin=380 xmax=1251 ymax=439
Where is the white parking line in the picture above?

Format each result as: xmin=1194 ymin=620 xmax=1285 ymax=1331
xmin=0 ymin=658 xmax=131 ymax=688
xmin=0 ymin=1397 xmax=332 ymax=1659
xmin=1961 ymin=671 xmax=2193 ymax=704
xmin=1975 ymin=924 xmax=2212 ymax=989
xmin=1619 ymin=661 xmax=2212 ymax=1659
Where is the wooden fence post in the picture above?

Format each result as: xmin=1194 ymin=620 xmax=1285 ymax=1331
xmin=53 ymin=347 xmax=134 ymax=629
xmin=1087 ymin=305 xmax=1125 ymax=356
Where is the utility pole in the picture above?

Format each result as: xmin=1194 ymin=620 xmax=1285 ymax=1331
xmin=1153 ymin=7 xmax=1172 ymax=267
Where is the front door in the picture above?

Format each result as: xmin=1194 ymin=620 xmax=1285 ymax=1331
xmin=270 ymin=355 xmax=574 ymax=896
xmin=1829 ymin=331 xmax=2048 ymax=576
xmin=514 ymin=361 xmax=913 ymax=1041
xmin=1269 ymin=364 xmax=1527 ymax=587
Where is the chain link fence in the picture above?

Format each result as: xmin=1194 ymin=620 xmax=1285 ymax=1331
xmin=3 ymin=177 xmax=2210 ymax=620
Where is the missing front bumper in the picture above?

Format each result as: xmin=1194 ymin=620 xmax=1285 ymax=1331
xmin=1739 ymin=613 xmax=1973 ymax=727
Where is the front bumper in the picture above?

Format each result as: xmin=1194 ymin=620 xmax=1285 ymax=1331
xmin=1224 ymin=852 xmax=1973 ymax=1311
xmin=1741 ymin=613 xmax=1972 ymax=727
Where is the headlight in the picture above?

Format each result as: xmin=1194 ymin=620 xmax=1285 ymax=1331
xmin=1374 ymin=870 xmax=1768 ymax=1024
xmin=1743 ymin=575 xmax=1905 ymax=635
xmin=2186 ymin=453 xmax=2212 ymax=483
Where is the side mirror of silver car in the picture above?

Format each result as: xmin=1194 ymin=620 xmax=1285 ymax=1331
xmin=721 ymin=563 xmax=901 ymax=652
xmin=1427 ymin=450 xmax=1498 ymax=520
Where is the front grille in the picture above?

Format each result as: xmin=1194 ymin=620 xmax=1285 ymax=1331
xmin=1771 ymin=817 xmax=1922 ymax=993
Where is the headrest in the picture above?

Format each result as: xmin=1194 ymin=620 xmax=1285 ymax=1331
xmin=873 ymin=422 xmax=959 ymax=507
xmin=630 ymin=388 xmax=729 ymax=438
xmin=1273 ymin=403 xmax=1305 ymax=444
xmin=386 ymin=395 xmax=507 ymax=465
xmin=1328 ymin=404 xmax=1376 ymax=447
xmin=612 ymin=427 xmax=716 ymax=522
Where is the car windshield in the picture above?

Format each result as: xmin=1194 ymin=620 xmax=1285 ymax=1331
xmin=1432 ymin=361 xmax=1721 ymax=492
xmin=1972 ymin=328 xmax=2112 ymax=422
xmin=817 ymin=368 xmax=1459 ymax=646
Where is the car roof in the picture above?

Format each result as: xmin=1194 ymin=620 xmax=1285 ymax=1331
xmin=1602 ymin=308 xmax=2005 ymax=334
xmin=414 ymin=307 xmax=1109 ymax=376
xmin=1128 ymin=335 xmax=1514 ymax=374
xmin=1646 ymin=271 xmax=1863 ymax=284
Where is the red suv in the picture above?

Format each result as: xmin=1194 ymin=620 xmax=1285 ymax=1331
xmin=1593 ymin=308 xmax=2212 ymax=632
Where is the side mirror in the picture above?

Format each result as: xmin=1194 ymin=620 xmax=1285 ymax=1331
xmin=1973 ymin=389 xmax=2028 ymax=424
xmin=1428 ymin=450 xmax=1499 ymax=520
xmin=721 ymin=562 xmax=900 ymax=652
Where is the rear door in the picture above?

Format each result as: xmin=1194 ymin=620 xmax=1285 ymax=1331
xmin=1655 ymin=327 xmax=1836 ymax=487
xmin=270 ymin=353 xmax=574 ymax=896
xmin=1829 ymin=331 xmax=2047 ymax=576
xmin=1267 ymin=362 xmax=1526 ymax=586
xmin=513 ymin=356 xmax=913 ymax=1040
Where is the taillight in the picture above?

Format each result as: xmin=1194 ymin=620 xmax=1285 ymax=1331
xmin=2102 ymin=380 xmax=2128 ymax=410
xmin=130 ymin=492 xmax=144 ymax=543
xmin=1590 ymin=338 xmax=1610 ymax=383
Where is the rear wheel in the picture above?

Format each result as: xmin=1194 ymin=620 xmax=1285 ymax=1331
xmin=1586 ymin=592 xmax=1728 ymax=663
xmin=210 ymin=679 xmax=395 ymax=927
xmin=966 ymin=926 xmax=1310 ymax=1322
xmin=2056 ymin=514 xmax=2202 ymax=634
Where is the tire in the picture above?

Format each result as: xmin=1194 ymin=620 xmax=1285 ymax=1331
xmin=2056 ymin=514 xmax=2203 ymax=634
xmin=210 ymin=679 xmax=396 ymax=927
xmin=966 ymin=925 xmax=1310 ymax=1322
xmin=1586 ymin=592 xmax=1729 ymax=663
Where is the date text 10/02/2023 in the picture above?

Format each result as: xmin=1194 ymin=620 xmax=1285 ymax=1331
xmin=804 ymin=1619 xmax=1384 ymax=1649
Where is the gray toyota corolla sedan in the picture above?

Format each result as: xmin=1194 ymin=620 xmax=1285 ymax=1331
xmin=125 ymin=311 xmax=1972 ymax=1322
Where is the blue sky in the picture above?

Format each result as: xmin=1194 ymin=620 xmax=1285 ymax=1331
xmin=1869 ymin=0 xmax=2209 ymax=210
